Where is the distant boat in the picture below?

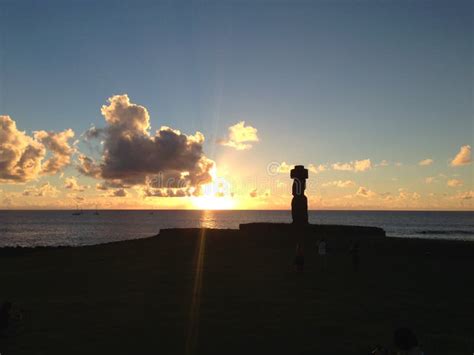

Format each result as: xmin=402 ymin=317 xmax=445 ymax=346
xmin=72 ymin=206 xmax=83 ymax=216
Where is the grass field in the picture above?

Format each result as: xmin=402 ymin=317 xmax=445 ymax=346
xmin=1 ymin=227 xmax=473 ymax=354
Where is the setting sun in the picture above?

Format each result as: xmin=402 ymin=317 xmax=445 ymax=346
xmin=191 ymin=195 xmax=235 ymax=210
xmin=191 ymin=167 xmax=235 ymax=210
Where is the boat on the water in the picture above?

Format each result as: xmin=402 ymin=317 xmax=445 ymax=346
xmin=72 ymin=205 xmax=83 ymax=216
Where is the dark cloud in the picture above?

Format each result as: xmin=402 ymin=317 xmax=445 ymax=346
xmin=79 ymin=95 xmax=214 ymax=194
xmin=77 ymin=154 xmax=101 ymax=178
xmin=83 ymin=125 xmax=104 ymax=141
xmin=109 ymin=188 xmax=128 ymax=197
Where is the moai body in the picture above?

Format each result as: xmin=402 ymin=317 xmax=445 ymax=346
xmin=290 ymin=165 xmax=309 ymax=225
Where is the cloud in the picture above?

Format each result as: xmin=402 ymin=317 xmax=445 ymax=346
xmin=0 ymin=115 xmax=46 ymax=182
xmin=308 ymin=164 xmax=327 ymax=174
xmin=96 ymin=183 xmax=109 ymax=191
xmin=356 ymin=186 xmax=376 ymax=198
xmin=425 ymin=177 xmax=435 ymax=184
xmin=109 ymin=188 xmax=128 ymax=197
xmin=397 ymin=188 xmax=421 ymax=201
xmin=139 ymin=186 xmax=194 ymax=198
xmin=418 ymin=158 xmax=434 ymax=166
xmin=78 ymin=95 xmax=214 ymax=194
xmin=354 ymin=159 xmax=372 ymax=172
xmin=272 ymin=162 xmax=326 ymax=175
xmin=64 ymin=176 xmax=88 ymax=192
xmin=376 ymin=160 xmax=389 ymax=167
xmin=34 ymin=129 xmax=75 ymax=174
xmin=275 ymin=162 xmax=292 ymax=174
xmin=322 ymin=180 xmax=356 ymax=188
xmin=218 ymin=121 xmax=259 ymax=150
xmin=447 ymin=179 xmax=463 ymax=187
xmin=0 ymin=115 xmax=75 ymax=182
xmin=332 ymin=162 xmax=352 ymax=171
xmin=332 ymin=159 xmax=372 ymax=172
xmin=83 ymin=125 xmax=104 ymax=141
xmin=77 ymin=154 xmax=102 ymax=178
xmin=454 ymin=191 xmax=474 ymax=200
xmin=451 ymin=145 xmax=471 ymax=166
xmin=22 ymin=182 xmax=59 ymax=197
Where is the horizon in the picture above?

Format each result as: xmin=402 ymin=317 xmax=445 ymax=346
xmin=0 ymin=0 xmax=472 ymax=210
xmin=2 ymin=208 xmax=474 ymax=212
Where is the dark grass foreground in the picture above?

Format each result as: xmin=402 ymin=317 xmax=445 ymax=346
xmin=1 ymin=225 xmax=473 ymax=355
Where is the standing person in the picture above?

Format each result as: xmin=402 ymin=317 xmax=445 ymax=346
xmin=350 ymin=240 xmax=360 ymax=272
xmin=317 ymin=238 xmax=327 ymax=270
xmin=393 ymin=328 xmax=424 ymax=355
xmin=294 ymin=243 xmax=304 ymax=272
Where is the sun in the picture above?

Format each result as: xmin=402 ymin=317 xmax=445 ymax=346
xmin=192 ymin=195 xmax=235 ymax=210
xmin=191 ymin=167 xmax=236 ymax=210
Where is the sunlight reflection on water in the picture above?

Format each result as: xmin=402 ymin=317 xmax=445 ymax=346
xmin=0 ymin=210 xmax=472 ymax=247
xmin=199 ymin=210 xmax=217 ymax=229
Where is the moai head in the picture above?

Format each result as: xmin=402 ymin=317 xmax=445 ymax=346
xmin=290 ymin=165 xmax=308 ymax=196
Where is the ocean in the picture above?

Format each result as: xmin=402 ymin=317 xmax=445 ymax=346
xmin=0 ymin=210 xmax=473 ymax=247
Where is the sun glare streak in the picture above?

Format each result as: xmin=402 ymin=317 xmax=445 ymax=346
xmin=185 ymin=228 xmax=207 ymax=355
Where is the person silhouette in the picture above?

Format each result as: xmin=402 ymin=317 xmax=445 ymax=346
xmin=350 ymin=240 xmax=360 ymax=271
xmin=318 ymin=238 xmax=327 ymax=270
xmin=393 ymin=328 xmax=424 ymax=355
xmin=294 ymin=243 xmax=304 ymax=272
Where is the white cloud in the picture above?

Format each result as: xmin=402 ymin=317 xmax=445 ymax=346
xmin=332 ymin=162 xmax=353 ymax=171
xmin=0 ymin=115 xmax=75 ymax=182
xmin=425 ymin=177 xmax=435 ymax=184
xmin=274 ymin=162 xmax=326 ymax=175
xmin=322 ymin=180 xmax=356 ymax=188
xmin=34 ymin=129 xmax=75 ymax=174
xmin=447 ymin=179 xmax=463 ymax=187
xmin=397 ymin=188 xmax=422 ymax=201
xmin=22 ymin=182 xmax=59 ymax=197
xmin=356 ymin=186 xmax=376 ymax=198
xmin=332 ymin=159 xmax=372 ymax=172
xmin=418 ymin=158 xmax=433 ymax=166
xmin=218 ymin=121 xmax=259 ymax=150
xmin=1 ymin=115 xmax=46 ymax=182
xmin=454 ymin=191 xmax=474 ymax=200
xmin=64 ymin=176 xmax=88 ymax=192
xmin=308 ymin=164 xmax=327 ymax=174
xmin=451 ymin=145 xmax=471 ymax=166
xmin=275 ymin=162 xmax=292 ymax=174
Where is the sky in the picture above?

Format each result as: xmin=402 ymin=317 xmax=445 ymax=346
xmin=0 ymin=0 xmax=472 ymax=210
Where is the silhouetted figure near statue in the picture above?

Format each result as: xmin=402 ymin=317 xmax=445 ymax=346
xmin=290 ymin=165 xmax=309 ymax=225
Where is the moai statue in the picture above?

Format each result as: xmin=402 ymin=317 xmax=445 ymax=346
xmin=290 ymin=165 xmax=309 ymax=225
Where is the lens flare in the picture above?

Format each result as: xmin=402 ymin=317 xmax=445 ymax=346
xmin=192 ymin=166 xmax=235 ymax=210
